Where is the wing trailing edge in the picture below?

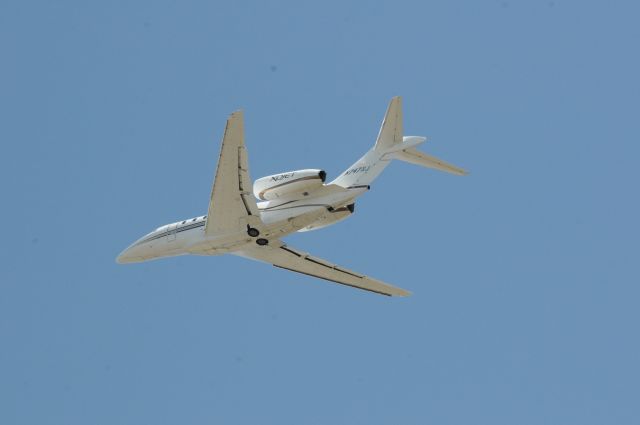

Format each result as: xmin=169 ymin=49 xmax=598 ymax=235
xmin=236 ymin=241 xmax=411 ymax=297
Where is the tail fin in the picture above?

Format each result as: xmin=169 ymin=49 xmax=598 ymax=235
xmin=330 ymin=96 xmax=467 ymax=188
xmin=374 ymin=96 xmax=403 ymax=150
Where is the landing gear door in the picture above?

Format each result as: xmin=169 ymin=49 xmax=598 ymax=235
xmin=167 ymin=223 xmax=177 ymax=242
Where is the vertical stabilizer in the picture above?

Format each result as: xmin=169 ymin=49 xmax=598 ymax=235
xmin=331 ymin=97 xmax=404 ymax=188
xmin=374 ymin=96 xmax=403 ymax=151
xmin=330 ymin=96 xmax=466 ymax=188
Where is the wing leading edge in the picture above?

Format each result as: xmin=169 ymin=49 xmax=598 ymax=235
xmin=205 ymin=111 xmax=261 ymax=236
xmin=236 ymin=241 xmax=411 ymax=297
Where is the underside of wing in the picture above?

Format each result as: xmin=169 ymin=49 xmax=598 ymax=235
xmin=205 ymin=111 xmax=261 ymax=236
xmin=236 ymin=241 xmax=411 ymax=297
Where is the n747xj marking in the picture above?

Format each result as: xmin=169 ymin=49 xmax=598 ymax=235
xmin=117 ymin=97 xmax=467 ymax=296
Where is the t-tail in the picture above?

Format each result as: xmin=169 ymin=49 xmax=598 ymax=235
xmin=330 ymin=96 xmax=467 ymax=188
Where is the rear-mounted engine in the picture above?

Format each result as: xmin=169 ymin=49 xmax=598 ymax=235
xmin=253 ymin=169 xmax=327 ymax=201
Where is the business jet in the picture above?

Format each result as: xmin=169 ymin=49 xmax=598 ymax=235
xmin=116 ymin=97 xmax=467 ymax=296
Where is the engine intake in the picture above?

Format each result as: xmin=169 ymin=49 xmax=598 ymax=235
xmin=253 ymin=169 xmax=326 ymax=201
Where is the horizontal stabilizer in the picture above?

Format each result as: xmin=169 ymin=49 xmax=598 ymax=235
xmin=390 ymin=148 xmax=468 ymax=176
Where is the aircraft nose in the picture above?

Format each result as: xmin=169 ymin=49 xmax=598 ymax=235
xmin=116 ymin=246 xmax=143 ymax=264
xmin=116 ymin=248 xmax=131 ymax=264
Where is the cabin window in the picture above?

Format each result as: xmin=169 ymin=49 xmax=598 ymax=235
xmin=192 ymin=218 xmax=197 ymax=222
xmin=182 ymin=221 xmax=186 ymax=224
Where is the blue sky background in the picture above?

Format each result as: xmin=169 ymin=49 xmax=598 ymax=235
xmin=2 ymin=1 xmax=639 ymax=424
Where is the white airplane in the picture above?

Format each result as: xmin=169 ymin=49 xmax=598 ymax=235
xmin=116 ymin=97 xmax=466 ymax=296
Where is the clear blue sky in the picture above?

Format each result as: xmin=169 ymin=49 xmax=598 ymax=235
xmin=2 ymin=1 xmax=639 ymax=424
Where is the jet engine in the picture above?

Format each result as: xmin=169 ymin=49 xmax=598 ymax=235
xmin=253 ymin=169 xmax=326 ymax=201
xmin=298 ymin=204 xmax=355 ymax=232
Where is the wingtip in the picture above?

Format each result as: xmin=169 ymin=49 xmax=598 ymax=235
xmin=386 ymin=286 xmax=412 ymax=297
xmin=389 ymin=96 xmax=402 ymax=107
xmin=225 ymin=110 xmax=245 ymax=128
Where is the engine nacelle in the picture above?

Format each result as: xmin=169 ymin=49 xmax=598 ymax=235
xmin=253 ymin=169 xmax=326 ymax=201
xmin=298 ymin=204 xmax=355 ymax=232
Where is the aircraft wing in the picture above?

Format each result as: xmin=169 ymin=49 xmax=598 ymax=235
xmin=236 ymin=241 xmax=411 ymax=297
xmin=205 ymin=111 xmax=261 ymax=236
